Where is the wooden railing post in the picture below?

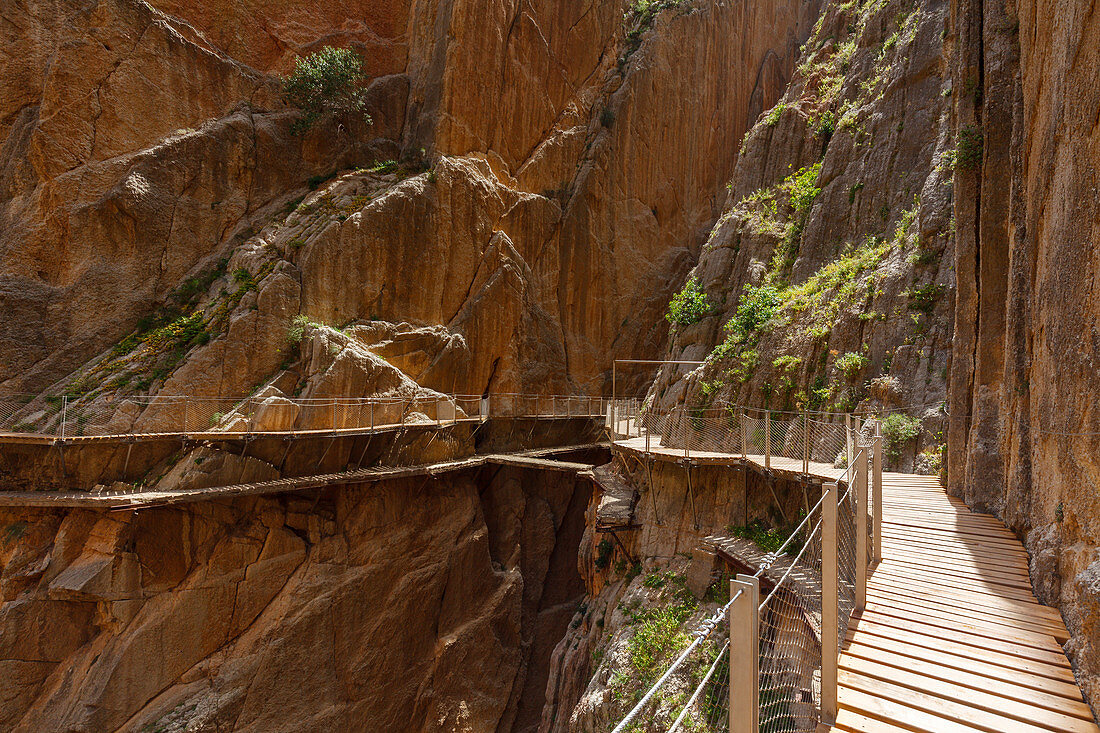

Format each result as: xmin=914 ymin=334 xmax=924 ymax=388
xmin=855 ymin=446 xmax=868 ymax=612
xmin=764 ymin=411 xmax=771 ymax=470
xmin=822 ymin=481 xmax=839 ymax=725
xmin=729 ymin=574 xmax=760 ymax=733
xmin=873 ymin=420 xmax=883 ymax=564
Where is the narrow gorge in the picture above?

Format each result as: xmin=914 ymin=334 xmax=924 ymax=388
xmin=0 ymin=0 xmax=1097 ymax=731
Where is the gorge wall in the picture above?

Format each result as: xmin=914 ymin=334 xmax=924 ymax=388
xmin=0 ymin=0 xmax=819 ymax=403
xmin=0 ymin=464 xmax=591 ymax=732
xmin=648 ymin=0 xmax=955 ymax=473
xmin=947 ymin=0 xmax=1100 ymax=709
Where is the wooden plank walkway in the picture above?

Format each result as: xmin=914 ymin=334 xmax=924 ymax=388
xmin=611 ymin=433 xmax=1096 ymax=730
xmin=0 ymin=444 xmax=603 ymax=509
xmin=821 ymin=473 xmax=1098 ymax=733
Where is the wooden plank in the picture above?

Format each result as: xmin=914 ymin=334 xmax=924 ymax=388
xmin=842 ymin=631 xmax=1085 ymax=701
xmin=866 ymin=584 xmax=1070 ymax=640
xmin=857 ymin=609 xmax=1072 ymax=667
xmin=876 ymin=558 xmax=1035 ymax=591
xmin=867 ymin=573 xmax=1065 ymax=623
xmin=870 ymin=563 xmax=1054 ymax=605
xmin=863 ymin=600 xmax=1064 ymax=651
xmin=839 ymin=658 xmax=1098 ymax=732
xmin=839 ymin=669 xmax=1089 ymax=733
xmin=881 ymin=507 xmax=1013 ymax=527
xmin=881 ymin=527 xmax=1029 ymax=554
xmin=882 ymin=519 xmax=1021 ymax=543
xmin=842 ymin=642 xmax=1098 ymax=721
xmin=881 ymin=532 xmax=1030 ymax=562
xmin=834 ymin=684 xmax=985 ymax=733
xmin=881 ymin=549 xmax=1031 ymax=580
xmin=831 ymin=707 xmax=918 ymax=733
xmin=882 ymin=543 xmax=1030 ymax=573
xmin=847 ymin=621 xmax=1076 ymax=682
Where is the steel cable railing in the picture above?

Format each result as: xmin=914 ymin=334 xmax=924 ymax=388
xmin=0 ymin=392 xmax=612 ymax=438
xmin=605 ymin=402 xmax=878 ymax=733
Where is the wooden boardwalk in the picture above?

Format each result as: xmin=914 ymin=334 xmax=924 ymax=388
xmin=822 ymin=473 xmax=1098 ymax=733
xmin=610 ymin=433 xmax=1097 ymax=731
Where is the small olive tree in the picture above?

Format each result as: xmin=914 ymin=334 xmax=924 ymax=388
xmin=282 ymin=46 xmax=372 ymax=134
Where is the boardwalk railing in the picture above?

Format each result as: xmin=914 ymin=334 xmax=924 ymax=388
xmin=0 ymin=392 xmax=610 ymax=439
xmin=608 ymin=403 xmax=883 ymax=733
xmin=606 ymin=401 xmax=870 ymax=472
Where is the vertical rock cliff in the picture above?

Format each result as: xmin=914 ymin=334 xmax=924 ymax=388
xmin=649 ymin=0 xmax=955 ymax=474
xmin=1 ymin=0 xmax=818 ymax=401
xmin=948 ymin=0 xmax=1100 ymax=708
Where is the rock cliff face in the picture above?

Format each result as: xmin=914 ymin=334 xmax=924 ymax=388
xmin=0 ymin=464 xmax=591 ymax=732
xmin=648 ymin=0 xmax=955 ymax=472
xmin=1 ymin=0 xmax=819 ymax=401
xmin=948 ymin=0 xmax=1100 ymax=710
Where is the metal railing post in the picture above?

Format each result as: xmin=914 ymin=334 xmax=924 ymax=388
xmin=741 ymin=411 xmax=748 ymax=459
xmin=873 ymin=420 xmax=883 ymax=564
xmin=729 ymin=574 xmax=760 ymax=733
xmin=182 ymin=398 xmax=188 ymax=434
xmin=764 ymin=410 xmax=771 ymax=470
xmin=60 ymin=396 xmax=67 ymax=440
xmin=855 ymin=447 xmax=868 ymax=612
xmin=802 ymin=410 xmax=809 ymax=474
xmin=822 ymin=481 xmax=839 ymax=725
xmin=845 ymin=413 xmax=853 ymax=468
xmin=332 ymin=399 xmax=338 ymax=431
xmin=682 ymin=408 xmax=689 ymax=460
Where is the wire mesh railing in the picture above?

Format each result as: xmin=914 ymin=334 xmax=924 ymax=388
xmin=608 ymin=402 xmax=860 ymax=477
xmin=0 ymin=392 xmax=611 ymax=439
xmin=608 ymin=412 xmax=882 ymax=733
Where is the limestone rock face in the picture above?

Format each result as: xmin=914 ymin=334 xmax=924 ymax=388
xmin=0 ymin=466 xmax=591 ymax=732
xmin=647 ymin=0 xmax=954 ymax=473
xmin=2 ymin=0 xmax=820 ymax=404
xmin=948 ymin=0 xmax=1100 ymax=712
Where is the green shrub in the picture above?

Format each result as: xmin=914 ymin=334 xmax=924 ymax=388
xmin=725 ymin=284 xmax=783 ymax=343
xmin=764 ymin=102 xmax=787 ymax=126
xmin=772 ymin=355 xmax=802 ymax=372
xmin=727 ymin=518 xmax=804 ymax=556
xmin=882 ymin=413 xmax=922 ymax=457
xmin=600 ymin=107 xmax=616 ymax=127
xmin=835 ymin=351 xmax=869 ymax=379
xmin=787 ymin=163 xmax=822 ymax=214
xmin=282 ymin=46 xmax=372 ymax=134
xmin=905 ymin=283 xmax=945 ymax=313
xmin=954 ymin=125 xmax=983 ymax=169
xmin=666 ymin=276 xmax=711 ymax=326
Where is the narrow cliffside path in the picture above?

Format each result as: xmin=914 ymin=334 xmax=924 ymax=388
xmin=821 ymin=474 xmax=1098 ymax=732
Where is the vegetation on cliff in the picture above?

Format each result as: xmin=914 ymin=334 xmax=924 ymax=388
xmin=282 ymin=46 xmax=373 ymax=134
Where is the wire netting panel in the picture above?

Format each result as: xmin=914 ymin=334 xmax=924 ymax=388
xmin=836 ymin=484 xmax=857 ymax=648
xmin=757 ymin=515 xmax=824 ymax=733
xmin=807 ymin=419 xmax=846 ymax=465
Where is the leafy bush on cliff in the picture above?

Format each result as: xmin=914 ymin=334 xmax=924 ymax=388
xmin=666 ymin=277 xmax=711 ymax=326
xmin=881 ymin=413 xmax=922 ymax=458
xmin=282 ymin=46 xmax=372 ymax=134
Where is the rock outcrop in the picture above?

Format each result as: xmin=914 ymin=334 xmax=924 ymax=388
xmin=948 ymin=0 xmax=1100 ymax=710
xmin=647 ymin=0 xmax=954 ymax=474
xmin=1 ymin=0 xmax=819 ymax=402
xmin=0 ymin=464 xmax=591 ymax=732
